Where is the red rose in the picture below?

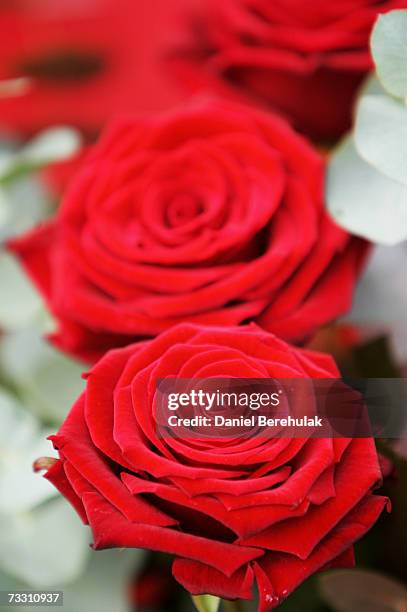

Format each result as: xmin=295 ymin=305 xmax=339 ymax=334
xmin=9 ymin=100 xmax=367 ymax=362
xmin=44 ymin=323 xmax=387 ymax=609
xmin=0 ymin=0 xmax=192 ymax=135
xmin=171 ymin=0 xmax=407 ymax=140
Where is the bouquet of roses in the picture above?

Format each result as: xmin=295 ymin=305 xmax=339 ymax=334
xmin=1 ymin=2 xmax=407 ymax=611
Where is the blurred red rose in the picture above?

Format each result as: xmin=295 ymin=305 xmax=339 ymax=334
xmin=45 ymin=323 xmax=387 ymax=610
xmin=0 ymin=0 xmax=195 ymax=136
xmin=9 ymin=100 xmax=367 ymax=362
xmin=41 ymin=146 xmax=90 ymax=197
xmin=171 ymin=0 xmax=407 ymax=140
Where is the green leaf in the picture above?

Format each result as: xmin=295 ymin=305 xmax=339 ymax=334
xmin=0 ymin=127 xmax=81 ymax=185
xmin=319 ymin=569 xmax=407 ymax=612
xmin=0 ymin=253 xmax=45 ymax=332
xmin=326 ymin=137 xmax=407 ymax=245
xmin=0 ymin=549 xmax=144 ymax=612
xmin=0 ymin=176 xmax=51 ymax=241
xmin=21 ymin=128 xmax=81 ymax=166
xmin=355 ymin=94 xmax=407 ymax=185
xmin=0 ymin=188 xmax=10 ymax=229
xmin=359 ymin=74 xmax=389 ymax=97
xmin=0 ymin=329 xmax=85 ymax=423
xmin=0 ymin=387 xmax=56 ymax=514
xmin=60 ymin=549 xmax=144 ymax=612
xmin=0 ymin=498 xmax=90 ymax=587
xmin=192 ymin=594 xmax=221 ymax=612
xmin=346 ymin=243 xmax=407 ymax=362
xmin=371 ymin=10 xmax=407 ymax=98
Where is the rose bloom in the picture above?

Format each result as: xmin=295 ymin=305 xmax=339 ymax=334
xmin=171 ymin=0 xmax=407 ymax=140
xmin=9 ymin=100 xmax=367 ymax=362
xmin=0 ymin=0 xmax=193 ymax=135
xmin=44 ymin=323 xmax=387 ymax=609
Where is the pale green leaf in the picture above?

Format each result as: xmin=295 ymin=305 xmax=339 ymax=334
xmin=0 ymin=499 xmax=90 ymax=587
xmin=346 ymin=243 xmax=407 ymax=324
xmin=371 ymin=10 xmax=407 ymax=97
xmin=326 ymin=137 xmax=407 ymax=245
xmin=0 ymin=176 xmax=51 ymax=241
xmin=21 ymin=128 xmax=81 ymax=166
xmin=0 ymin=330 xmax=85 ymax=423
xmin=0 ymin=253 xmax=45 ymax=332
xmin=319 ymin=569 xmax=407 ymax=612
xmin=0 ymin=548 xmax=144 ymax=612
xmin=355 ymin=94 xmax=407 ymax=185
xmin=358 ymin=74 xmax=389 ymax=98
xmin=59 ymin=549 xmax=144 ymax=612
xmin=0 ymin=188 xmax=10 ymax=228
xmin=0 ymin=388 xmax=56 ymax=513
xmin=0 ymin=127 xmax=81 ymax=184
xmin=345 ymin=242 xmax=407 ymax=362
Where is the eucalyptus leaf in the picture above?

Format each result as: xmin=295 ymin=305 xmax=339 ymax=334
xmin=0 ymin=548 xmax=143 ymax=612
xmin=0 ymin=127 xmax=81 ymax=184
xmin=358 ymin=74 xmax=389 ymax=97
xmin=60 ymin=549 xmax=144 ymax=612
xmin=0 ymin=498 xmax=90 ymax=587
xmin=0 ymin=253 xmax=45 ymax=332
xmin=319 ymin=569 xmax=407 ymax=612
xmin=0 ymin=569 xmax=22 ymax=611
xmin=21 ymin=128 xmax=81 ymax=166
xmin=326 ymin=137 xmax=407 ymax=245
xmin=371 ymin=10 xmax=407 ymax=98
xmin=0 ymin=188 xmax=10 ymax=228
xmin=355 ymin=94 xmax=407 ymax=185
xmin=345 ymin=242 xmax=407 ymax=362
xmin=0 ymin=176 xmax=51 ymax=241
xmin=0 ymin=329 xmax=85 ymax=423
xmin=0 ymin=388 xmax=56 ymax=513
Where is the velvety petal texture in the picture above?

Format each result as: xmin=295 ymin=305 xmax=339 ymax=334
xmin=9 ymin=100 xmax=366 ymax=362
xmin=172 ymin=0 xmax=407 ymax=139
xmin=0 ymin=0 xmax=193 ymax=135
xmin=45 ymin=323 xmax=387 ymax=609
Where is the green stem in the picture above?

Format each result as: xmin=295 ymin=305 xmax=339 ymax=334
xmin=192 ymin=594 xmax=221 ymax=612
xmin=222 ymin=599 xmax=244 ymax=612
xmin=192 ymin=594 xmax=245 ymax=612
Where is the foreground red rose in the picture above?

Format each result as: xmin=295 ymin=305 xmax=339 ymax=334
xmin=171 ymin=0 xmax=407 ymax=140
xmin=9 ymin=100 xmax=367 ymax=362
xmin=0 ymin=0 xmax=192 ymax=135
xmin=44 ymin=323 xmax=387 ymax=610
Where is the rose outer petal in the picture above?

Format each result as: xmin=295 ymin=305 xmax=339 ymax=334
xmin=82 ymin=491 xmax=264 ymax=576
